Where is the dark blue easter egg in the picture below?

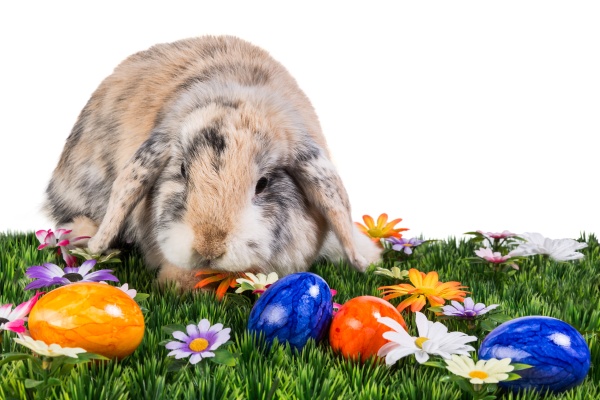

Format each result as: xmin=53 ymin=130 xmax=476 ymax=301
xmin=479 ymin=316 xmax=590 ymax=393
xmin=247 ymin=272 xmax=333 ymax=350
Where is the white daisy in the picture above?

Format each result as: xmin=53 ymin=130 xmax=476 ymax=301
xmin=14 ymin=335 xmax=86 ymax=358
xmin=235 ymin=272 xmax=279 ymax=294
xmin=509 ymin=232 xmax=587 ymax=261
xmin=377 ymin=312 xmax=477 ymax=365
xmin=444 ymin=354 xmax=514 ymax=384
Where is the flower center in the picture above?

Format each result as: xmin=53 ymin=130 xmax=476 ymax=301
xmin=464 ymin=310 xmax=477 ymax=318
xmin=189 ymin=338 xmax=209 ymax=352
xmin=367 ymin=228 xmax=384 ymax=237
xmin=414 ymin=337 xmax=429 ymax=349
xmin=469 ymin=370 xmax=489 ymax=380
xmin=63 ymin=273 xmax=84 ymax=282
xmin=0 ymin=317 xmax=9 ymax=325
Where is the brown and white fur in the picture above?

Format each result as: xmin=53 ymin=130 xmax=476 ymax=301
xmin=43 ymin=36 xmax=381 ymax=290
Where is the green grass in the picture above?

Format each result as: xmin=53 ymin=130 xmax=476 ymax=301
xmin=1 ymin=232 xmax=598 ymax=400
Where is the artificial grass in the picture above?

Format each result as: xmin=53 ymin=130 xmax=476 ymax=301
xmin=0 ymin=231 xmax=598 ymax=400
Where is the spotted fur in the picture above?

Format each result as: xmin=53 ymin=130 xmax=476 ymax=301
xmin=44 ymin=36 xmax=381 ymax=290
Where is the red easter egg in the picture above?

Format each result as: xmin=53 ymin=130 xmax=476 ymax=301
xmin=29 ymin=282 xmax=145 ymax=359
xmin=329 ymin=296 xmax=407 ymax=363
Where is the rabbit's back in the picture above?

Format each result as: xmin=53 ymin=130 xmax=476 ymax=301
xmin=46 ymin=36 xmax=319 ymax=224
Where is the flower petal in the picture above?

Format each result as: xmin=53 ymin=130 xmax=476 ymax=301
xmin=172 ymin=331 xmax=189 ymax=342
xmin=78 ymin=260 xmax=97 ymax=276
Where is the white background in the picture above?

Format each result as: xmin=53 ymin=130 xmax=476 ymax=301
xmin=1 ymin=1 xmax=599 ymax=241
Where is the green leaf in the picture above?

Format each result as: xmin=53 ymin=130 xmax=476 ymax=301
xmin=166 ymin=358 xmax=189 ymax=372
xmin=133 ymin=293 xmax=150 ymax=302
xmin=46 ymin=378 xmax=63 ymax=387
xmin=72 ymin=352 xmax=109 ymax=363
xmin=510 ymin=363 xmax=533 ymax=371
xmin=99 ymin=258 xmax=122 ymax=264
xmin=479 ymin=319 xmax=497 ymax=332
xmin=428 ymin=306 xmax=444 ymax=313
xmin=422 ymin=361 xmax=446 ymax=369
xmin=504 ymin=373 xmax=524 ymax=381
xmin=162 ymin=324 xmax=187 ymax=335
xmin=24 ymin=379 xmax=44 ymax=389
xmin=0 ymin=353 xmax=34 ymax=367
xmin=489 ymin=314 xmax=511 ymax=323
xmin=209 ymin=348 xmax=237 ymax=367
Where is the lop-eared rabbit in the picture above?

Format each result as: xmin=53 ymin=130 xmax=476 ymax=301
xmin=44 ymin=36 xmax=381 ymax=290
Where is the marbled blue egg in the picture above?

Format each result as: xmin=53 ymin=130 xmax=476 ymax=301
xmin=247 ymin=272 xmax=333 ymax=350
xmin=479 ymin=316 xmax=591 ymax=393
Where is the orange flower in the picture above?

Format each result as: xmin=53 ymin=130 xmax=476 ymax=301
xmin=195 ymin=270 xmax=246 ymax=301
xmin=379 ymin=268 xmax=468 ymax=312
xmin=355 ymin=213 xmax=408 ymax=244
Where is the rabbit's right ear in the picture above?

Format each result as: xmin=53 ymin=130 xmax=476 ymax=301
xmin=288 ymin=138 xmax=369 ymax=271
xmin=88 ymin=130 xmax=171 ymax=253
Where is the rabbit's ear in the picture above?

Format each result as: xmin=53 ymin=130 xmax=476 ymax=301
xmin=88 ymin=131 xmax=171 ymax=253
xmin=289 ymin=140 xmax=369 ymax=271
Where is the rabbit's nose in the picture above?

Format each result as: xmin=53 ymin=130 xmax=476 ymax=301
xmin=193 ymin=226 xmax=227 ymax=260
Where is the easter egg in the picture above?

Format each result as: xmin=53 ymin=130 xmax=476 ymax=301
xmin=247 ymin=272 xmax=333 ymax=350
xmin=329 ymin=296 xmax=407 ymax=362
xmin=479 ymin=316 xmax=591 ymax=393
xmin=28 ymin=282 xmax=145 ymax=359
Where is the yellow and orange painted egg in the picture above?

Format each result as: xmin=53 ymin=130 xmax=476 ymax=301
xmin=329 ymin=295 xmax=407 ymax=363
xmin=28 ymin=282 xmax=145 ymax=359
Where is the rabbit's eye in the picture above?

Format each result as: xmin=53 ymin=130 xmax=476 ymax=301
xmin=180 ymin=163 xmax=186 ymax=179
xmin=255 ymin=177 xmax=269 ymax=195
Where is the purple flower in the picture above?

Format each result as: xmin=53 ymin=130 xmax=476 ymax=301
xmin=476 ymin=230 xmax=517 ymax=240
xmin=24 ymin=260 xmax=119 ymax=290
xmin=387 ymin=237 xmax=424 ymax=255
xmin=165 ymin=319 xmax=231 ymax=364
xmin=442 ymin=297 xmax=499 ymax=319
xmin=474 ymin=247 xmax=511 ymax=263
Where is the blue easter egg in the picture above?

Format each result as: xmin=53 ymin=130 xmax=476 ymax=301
xmin=247 ymin=272 xmax=333 ymax=350
xmin=479 ymin=316 xmax=591 ymax=393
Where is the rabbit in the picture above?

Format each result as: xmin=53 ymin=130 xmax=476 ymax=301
xmin=43 ymin=35 xmax=382 ymax=290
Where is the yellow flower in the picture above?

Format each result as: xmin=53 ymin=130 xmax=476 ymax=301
xmin=379 ymin=268 xmax=468 ymax=312
xmin=355 ymin=213 xmax=409 ymax=244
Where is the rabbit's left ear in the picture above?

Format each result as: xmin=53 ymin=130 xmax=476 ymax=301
xmin=288 ymin=140 xmax=368 ymax=271
xmin=88 ymin=130 xmax=171 ymax=254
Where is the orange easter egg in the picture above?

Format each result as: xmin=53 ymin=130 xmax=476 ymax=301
xmin=28 ymin=282 xmax=144 ymax=359
xmin=329 ymin=296 xmax=407 ymax=363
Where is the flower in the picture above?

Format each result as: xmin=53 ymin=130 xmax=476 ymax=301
xmin=0 ymin=292 xmax=44 ymax=334
xmin=509 ymin=232 xmax=587 ymax=261
xmin=165 ymin=319 xmax=231 ymax=364
xmin=35 ymin=228 xmax=90 ymax=267
xmin=379 ymin=269 xmax=468 ymax=312
xmin=330 ymin=289 xmax=342 ymax=315
xmin=374 ymin=266 xmax=409 ymax=280
xmin=444 ymin=354 xmax=514 ymax=384
xmin=235 ymin=272 xmax=279 ymax=294
xmin=442 ymin=297 xmax=499 ymax=319
xmin=377 ymin=312 xmax=477 ymax=365
xmin=195 ymin=270 xmax=244 ymax=301
xmin=118 ymin=283 xmax=137 ymax=298
xmin=24 ymin=260 xmax=119 ymax=290
xmin=355 ymin=213 xmax=409 ymax=243
xmin=14 ymin=335 xmax=87 ymax=358
xmin=474 ymin=247 xmax=512 ymax=264
xmin=476 ymin=230 xmax=517 ymax=240
xmin=387 ymin=237 xmax=424 ymax=255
